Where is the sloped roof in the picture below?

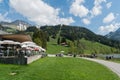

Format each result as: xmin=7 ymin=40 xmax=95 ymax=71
xmin=0 ymin=34 xmax=32 ymax=42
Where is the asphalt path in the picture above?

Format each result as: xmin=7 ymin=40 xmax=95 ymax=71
xmin=82 ymin=57 xmax=120 ymax=77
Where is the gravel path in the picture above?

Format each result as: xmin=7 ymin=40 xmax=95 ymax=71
xmin=82 ymin=57 xmax=120 ymax=77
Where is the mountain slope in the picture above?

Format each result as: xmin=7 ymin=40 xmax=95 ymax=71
xmin=78 ymin=38 xmax=118 ymax=54
xmin=106 ymin=28 xmax=120 ymax=41
xmin=47 ymin=38 xmax=119 ymax=54
xmin=25 ymin=25 xmax=120 ymax=54
xmin=11 ymin=20 xmax=31 ymax=26
xmin=0 ymin=30 xmax=9 ymax=34
xmin=0 ymin=20 xmax=31 ymax=31
xmin=40 ymin=25 xmax=120 ymax=48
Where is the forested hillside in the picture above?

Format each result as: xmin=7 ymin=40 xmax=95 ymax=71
xmin=106 ymin=28 xmax=120 ymax=41
xmin=46 ymin=37 xmax=119 ymax=54
xmin=40 ymin=25 xmax=120 ymax=49
xmin=1 ymin=23 xmax=119 ymax=54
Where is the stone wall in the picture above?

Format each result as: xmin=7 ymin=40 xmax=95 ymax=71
xmin=0 ymin=57 xmax=27 ymax=65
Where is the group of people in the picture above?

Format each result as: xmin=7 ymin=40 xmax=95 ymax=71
xmin=0 ymin=40 xmax=46 ymax=58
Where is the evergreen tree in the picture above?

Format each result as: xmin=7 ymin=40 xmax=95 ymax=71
xmin=76 ymin=39 xmax=84 ymax=54
xmin=61 ymin=37 xmax=66 ymax=43
xmin=69 ymin=41 xmax=77 ymax=54
xmin=57 ymin=37 xmax=60 ymax=45
xmin=33 ymin=29 xmax=47 ymax=49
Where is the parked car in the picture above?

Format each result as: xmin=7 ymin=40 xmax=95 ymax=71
xmin=56 ymin=53 xmax=64 ymax=57
xmin=67 ymin=54 xmax=73 ymax=56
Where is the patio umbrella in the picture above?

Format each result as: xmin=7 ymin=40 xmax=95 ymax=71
xmin=26 ymin=47 xmax=34 ymax=50
xmin=34 ymin=47 xmax=39 ymax=51
xmin=0 ymin=46 xmax=4 ymax=48
xmin=0 ymin=41 xmax=4 ymax=48
xmin=0 ymin=41 xmax=3 ymax=44
xmin=2 ymin=40 xmax=15 ymax=44
xmin=0 ymin=40 xmax=21 ymax=56
xmin=14 ymin=42 xmax=21 ymax=45
xmin=21 ymin=45 xmax=28 ymax=48
xmin=41 ymin=48 xmax=46 ymax=52
xmin=21 ymin=41 xmax=35 ymax=45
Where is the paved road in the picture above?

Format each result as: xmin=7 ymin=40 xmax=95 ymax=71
xmin=48 ymin=54 xmax=56 ymax=57
xmin=82 ymin=57 xmax=120 ymax=77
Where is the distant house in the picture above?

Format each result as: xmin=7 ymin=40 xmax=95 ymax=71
xmin=61 ymin=42 xmax=68 ymax=47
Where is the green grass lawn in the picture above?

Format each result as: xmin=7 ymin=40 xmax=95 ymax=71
xmin=109 ymin=58 xmax=120 ymax=63
xmin=47 ymin=42 xmax=68 ymax=54
xmin=46 ymin=38 xmax=69 ymax=54
xmin=0 ymin=57 xmax=119 ymax=80
xmin=78 ymin=38 xmax=117 ymax=54
xmin=47 ymin=38 xmax=118 ymax=54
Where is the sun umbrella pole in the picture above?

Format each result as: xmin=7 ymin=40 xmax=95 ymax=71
xmin=7 ymin=48 xmax=9 ymax=57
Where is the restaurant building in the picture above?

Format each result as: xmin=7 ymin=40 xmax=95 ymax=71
xmin=0 ymin=34 xmax=46 ymax=65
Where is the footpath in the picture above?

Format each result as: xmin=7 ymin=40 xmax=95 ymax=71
xmin=82 ymin=57 xmax=120 ymax=77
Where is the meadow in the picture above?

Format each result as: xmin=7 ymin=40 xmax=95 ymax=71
xmin=47 ymin=38 xmax=117 ymax=54
xmin=0 ymin=57 xmax=119 ymax=80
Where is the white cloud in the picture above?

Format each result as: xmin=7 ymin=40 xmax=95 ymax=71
xmin=94 ymin=0 xmax=106 ymax=6
xmin=61 ymin=12 xmax=65 ymax=16
xmin=60 ymin=17 xmax=75 ymax=25
xmin=99 ymin=23 xmax=120 ymax=34
xmin=70 ymin=0 xmax=89 ymax=18
xmin=70 ymin=0 xmax=107 ymax=25
xmin=103 ymin=13 xmax=115 ymax=23
xmin=91 ymin=5 xmax=102 ymax=16
xmin=0 ymin=13 xmax=11 ymax=22
xmin=91 ymin=0 xmax=106 ymax=16
xmin=0 ymin=0 xmax=3 ymax=3
xmin=106 ymin=2 xmax=112 ymax=9
xmin=82 ymin=18 xmax=90 ymax=25
xmin=9 ymin=0 xmax=74 ymax=25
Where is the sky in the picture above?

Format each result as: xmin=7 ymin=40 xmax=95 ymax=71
xmin=0 ymin=0 xmax=120 ymax=35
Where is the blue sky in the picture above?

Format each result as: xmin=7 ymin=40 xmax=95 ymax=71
xmin=0 ymin=0 xmax=120 ymax=35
